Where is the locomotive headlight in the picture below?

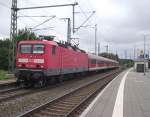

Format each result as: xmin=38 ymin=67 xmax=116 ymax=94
xmin=33 ymin=59 xmax=44 ymax=63
xmin=18 ymin=58 xmax=28 ymax=63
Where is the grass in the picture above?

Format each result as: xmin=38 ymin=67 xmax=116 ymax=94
xmin=0 ymin=70 xmax=10 ymax=80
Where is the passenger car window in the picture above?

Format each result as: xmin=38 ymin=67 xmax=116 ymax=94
xmin=91 ymin=59 xmax=96 ymax=64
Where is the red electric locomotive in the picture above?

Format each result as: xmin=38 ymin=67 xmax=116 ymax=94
xmin=16 ymin=36 xmax=119 ymax=87
xmin=16 ymin=37 xmax=88 ymax=87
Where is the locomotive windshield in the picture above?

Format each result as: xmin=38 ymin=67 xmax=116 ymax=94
xmin=20 ymin=44 xmax=32 ymax=54
xmin=33 ymin=44 xmax=44 ymax=54
xmin=20 ymin=44 xmax=44 ymax=54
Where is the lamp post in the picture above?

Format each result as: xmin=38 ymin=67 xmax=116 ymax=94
xmin=143 ymin=34 xmax=148 ymax=75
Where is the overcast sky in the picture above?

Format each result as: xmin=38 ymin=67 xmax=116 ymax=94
xmin=0 ymin=0 xmax=150 ymax=59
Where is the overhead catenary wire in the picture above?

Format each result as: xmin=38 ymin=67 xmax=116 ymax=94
xmin=17 ymin=12 xmax=54 ymax=28
xmin=74 ymin=0 xmax=88 ymax=19
xmin=17 ymin=14 xmax=57 ymax=28
xmin=17 ymin=0 xmax=78 ymax=35
xmin=17 ymin=0 xmax=56 ymax=30
xmin=86 ymin=0 xmax=95 ymax=12
xmin=17 ymin=3 xmax=78 ymax=10
xmin=75 ymin=11 xmax=95 ymax=32
xmin=13 ymin=0 xmax=96 ymax=42
xmin=32 ymin=26 xmax=54 ymax=31
xmin=20 ymin=0 xmax=57 ymax=16
xmin=17 ymin=15 xmax=56 ymax=18
xmin=19 ymin=0 xmax=57 ymax=20
xmin=75 ymin=0 xmax=97 ymax=29
xmin=74 ymin=0 xmax=95 ymax=25
xmin=30 ymin=16 xmax=56 ymax=30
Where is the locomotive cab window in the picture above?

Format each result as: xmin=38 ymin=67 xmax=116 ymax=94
xmin=33 ymin=44 xmax=44 ymax=54
xmin=20 ymin=44 xmax=32 ymax=54
xmin=52 ymin=46 xmax=56 ymax=55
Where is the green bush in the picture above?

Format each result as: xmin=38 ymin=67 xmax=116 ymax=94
xmin=0 ymin=70 xmax=9 ymax=80
xmin=0 ymin=39 xmax=10 ymax=70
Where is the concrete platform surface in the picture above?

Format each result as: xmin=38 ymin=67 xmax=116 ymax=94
xmin=80 ymin=69 xmax=150 ymax=117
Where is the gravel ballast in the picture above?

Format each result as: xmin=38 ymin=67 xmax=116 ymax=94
xmin=0 ymin=72 xmax=115 ymax=117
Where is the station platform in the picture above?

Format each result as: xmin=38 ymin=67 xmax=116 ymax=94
xmin=80 ymin=68 xmax=150 ymax=117
xmin=0 ymin=79 xmax=16 ymax=85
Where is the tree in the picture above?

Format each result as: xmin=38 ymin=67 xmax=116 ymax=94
xmin=99 ymin=52 xmax=119 ymax=61
xmin=119 ymin=59 xmax=134 ymax=68
xmin=0 ymin=28 xmax=37 ymax=70
xmin=0 ymin=39 xmax=11 ymax=70
xmin=15 ymin=28 xmax=37 ymax=42
xmin=14 ymin=28 xmax=37 ymax=50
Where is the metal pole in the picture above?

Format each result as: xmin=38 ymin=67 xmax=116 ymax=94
xmin=73 ymin=5 xmax=75 ymax=33
xmin=95 ymin=24 xmax=97 ymax=55
xmin=134 ymin=44 xmax=136 ymax=60
xmin=144 ymin=35 xmax=146 ymax=75
xmin=9 ymin=0 xmax=18 ymax=73
xmin=60 ymin=18 xmax=71 ymax=43
xmin=105 ymin=45 xmax=108 ymax=53
xmin=98 ymin=43 xmax=100 ymax=55
xmin=124 ymin=50 xmax=127 ymax=59
xmin=148 ymin=44 xmax=150 ymax=59
xmin=67 ymin=18 xmax=71 ymax=43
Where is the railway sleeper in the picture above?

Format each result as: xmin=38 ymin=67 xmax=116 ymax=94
xmin=61 ymin=99 xmax=82 ymax=104
xmin=45 ymin=108 xmax=70 ymax=113
xmin=41 ymin=109 xmax=66 ymax=115
xmin=55 ymin=104 xmax=76 ymax=109
xmin=49 ymin=105 xmax=72 ymax=110
xmin=57 ymin=101 xmax=78 ymax=106
xmin=66 ymin=95 xmax=86 ymax=100
xmin=71 ymin=92 xmax=93 ymax=97
xmin=65 ymin=96 xmax=88 ymax=101
xmin=70 ymin=98 xmax=86 ymax=102
xmin=38 ymin=110 xmax=65 ymax=116
xmin=53 ymin=103 xmax=75 ymax=108
xmin=33 ymin=114 xmax=49 ymax=117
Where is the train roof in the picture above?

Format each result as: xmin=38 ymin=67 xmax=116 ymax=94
xmin=18 ymin=40 xmax=118 ymax=63
xmin=18 ymin=40 xmax=58 ymax=46
xmin=88 ymin=53 xmax=119 ymax=63
xmin=18 ymin=40 xmax=86 ymax=53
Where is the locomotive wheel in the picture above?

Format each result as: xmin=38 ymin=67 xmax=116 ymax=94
xmin=20 ymin=83 xmax=32 ymax=88
xmin=32 ymin=73 xmax=46 ymax=88
xmin=34 ymin=78 xmax=46 ymax=88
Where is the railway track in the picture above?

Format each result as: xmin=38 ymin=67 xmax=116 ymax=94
xmin=0 ymin=82 xmax=17 ymax=90
xmin=0 ymin=87 xmax=21 ymax=94
xmin=0 ymin=84 xmax=62 ymax=103
xmin=18 ymin=70 xmax=120 ymax=117
xmin=0 ymin=87 xmax=33 ymax=103
xmin=0 ymin=79 xmax=77 ymax=103
xmin=0 ymin=82 xmax=26 ymax=102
